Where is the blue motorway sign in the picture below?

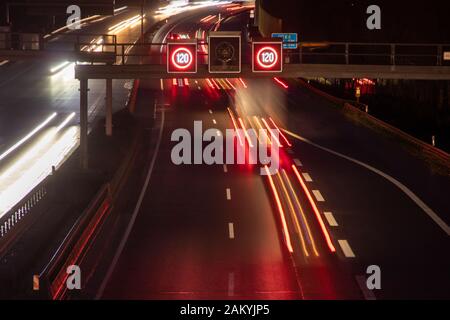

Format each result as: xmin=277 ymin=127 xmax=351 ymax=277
xmin=271 ymin=33 xmax=298 ymax=49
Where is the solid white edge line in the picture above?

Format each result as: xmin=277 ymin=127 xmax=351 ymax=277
xmin=355 ymin=275 xmax=377 ymax=300
xmin=324 ymin=211 xmax=339 ymax=227
xmin=96 ymin=109 xmax=166 ymax=299
xmin=338 ymin=239 xmax=356 ymax=258
xmin=284 ymin=129 xmax=450 ymax=236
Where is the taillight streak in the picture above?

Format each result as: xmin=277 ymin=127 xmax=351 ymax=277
xmin=274 ymin=77 xmax=289 ymax=89
xmin=265 ymin=167 xmax=294 ymax=253
xmin=292 ymin=165 xmax=336 ymax=253
xmin=227 ymin=108 xmax=244 ymax=147
xmin=269 ymin=117 xmax=292 ymax=147
xmin=261 ymin=118 xmax=282 ymax=147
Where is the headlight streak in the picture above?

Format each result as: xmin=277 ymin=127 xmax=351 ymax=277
xmin=56 ymin=112 xmax=76 ymax=132
xmin=0 ymin=125 xmax=79 ymax=217
xmin=0 ymin=113 xmax=78 ymax=217
xmin=0 ymin=112 xmax=57 ymax=162
xmin=155 ymin=1 xmax=232 ymax=18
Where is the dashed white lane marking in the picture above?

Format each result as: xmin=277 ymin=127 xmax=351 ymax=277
xmin=160 ymin=79 xmax=164 ymax=91
xmin=0 ymin=60 xmax=9 ymax=67
xmin=198 ymin=86 xmax=201 ymax=90
xmin=355 ymin=275 xmax=377 ymax=300
xmin=338 ymin=240 xmax=356 ymax=258
xmin=302 ymin=172 xmax=313 ymax=182
xmin=226 ymin=188 xmax=231 ymax=200
xmin=209 ymin=109 xmax=213 ymax=114
xmin=312 ymin=190 xmax=325 ymax=202
xmin=223 ymin=164 xmax=228 ymax=173
xmin=228 ymin=223 xmax=235 ymax=239
xmin=324 ymin=211 xmax=339 ymax=227
xmin=284 ymin=129 xmax=450 ymax=236
xmin=228 ymin=273 xmax=235 ymax=297
xmin=293 ymin=159 xmax=302 ymax=167
xmin=213 ymin=119 xmax=217 ymax=125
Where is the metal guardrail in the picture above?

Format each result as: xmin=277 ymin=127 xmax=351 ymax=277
xmin=0 ymin=177 xmax=50 ymax=257
xmin=39 ymin=184 xmax=111 ymax=299
xmin=342 ymin=102 xmax=450 ymax=165
xmin=0 ymin=32 xmax=43 ymax=50
xmin=0 ymin=180 xmax=48 ymax=238
xmin=39 ymin=79 xmax=141 ymax=299
xmin=294 ymin=42 xmax=450 ymax=67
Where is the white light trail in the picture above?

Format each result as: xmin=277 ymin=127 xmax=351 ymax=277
xmin=0 ymin=113 xmax=57 ymax=162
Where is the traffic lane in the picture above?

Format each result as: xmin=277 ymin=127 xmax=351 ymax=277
xmin=286 ymin=81 xmax=450 ymax=225
xmin=235 ymin=77 xmax=449 ymax=298
xmin=0 ymin=8 xmax=151 ymax=153
xmin=204 ymin=88 xmax=302 ymax=299
xmin=236 ymin=78 xmax=450 ymax=225
xmin=101 ymin=81 xmax=300 ymax=299
xmin=0 ymin=10 xmax=150 ymax=220
xmin=287 ymin=137 xmax=450 ymax=299
xmin=215 ymin=81 xmax=362 ymax=299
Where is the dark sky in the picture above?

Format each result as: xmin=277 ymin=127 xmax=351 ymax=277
xmin=1 ymin=1 xmax=449 ymax=42
xmin=261 ymin=0 xmax=450 ymax=42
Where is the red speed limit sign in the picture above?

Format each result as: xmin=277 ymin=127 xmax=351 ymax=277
xmin=252 ymin=40 xmax=283 ymax=73
xmin=167 ymin=41 xmax=197 ymax=73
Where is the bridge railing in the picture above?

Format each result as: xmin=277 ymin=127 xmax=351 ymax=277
xmin=0 ymin=175 xmax=52 ymax=258
xmin=293 ymin=42 xmax=450 ymax=66
xmin=72 ymin=39 xmax=450 ymax=67
xmin=1 ymin=32 xmax=449 ymax=67
xmin=0 ymin=32 xmax=43 ymax=50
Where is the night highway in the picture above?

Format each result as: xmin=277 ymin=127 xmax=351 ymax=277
xmin=0 ymin=0 xmax=449 ymax=314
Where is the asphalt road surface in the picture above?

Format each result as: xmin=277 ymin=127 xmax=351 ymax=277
xmin=83 ymin=6 xmax=449 ymax=300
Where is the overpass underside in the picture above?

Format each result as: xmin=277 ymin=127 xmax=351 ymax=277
xmin=74 ymin=63 xmax=450 ymax=81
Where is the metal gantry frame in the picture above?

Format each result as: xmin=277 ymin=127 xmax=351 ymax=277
xmin=2 ymin=33 xmax=450 ymax=169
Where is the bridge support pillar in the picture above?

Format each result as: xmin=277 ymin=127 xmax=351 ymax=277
xmin=80 ymin=79 xmax=89 ymax=169
xmin=106 ymin=78 xmax=113 ymax=136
